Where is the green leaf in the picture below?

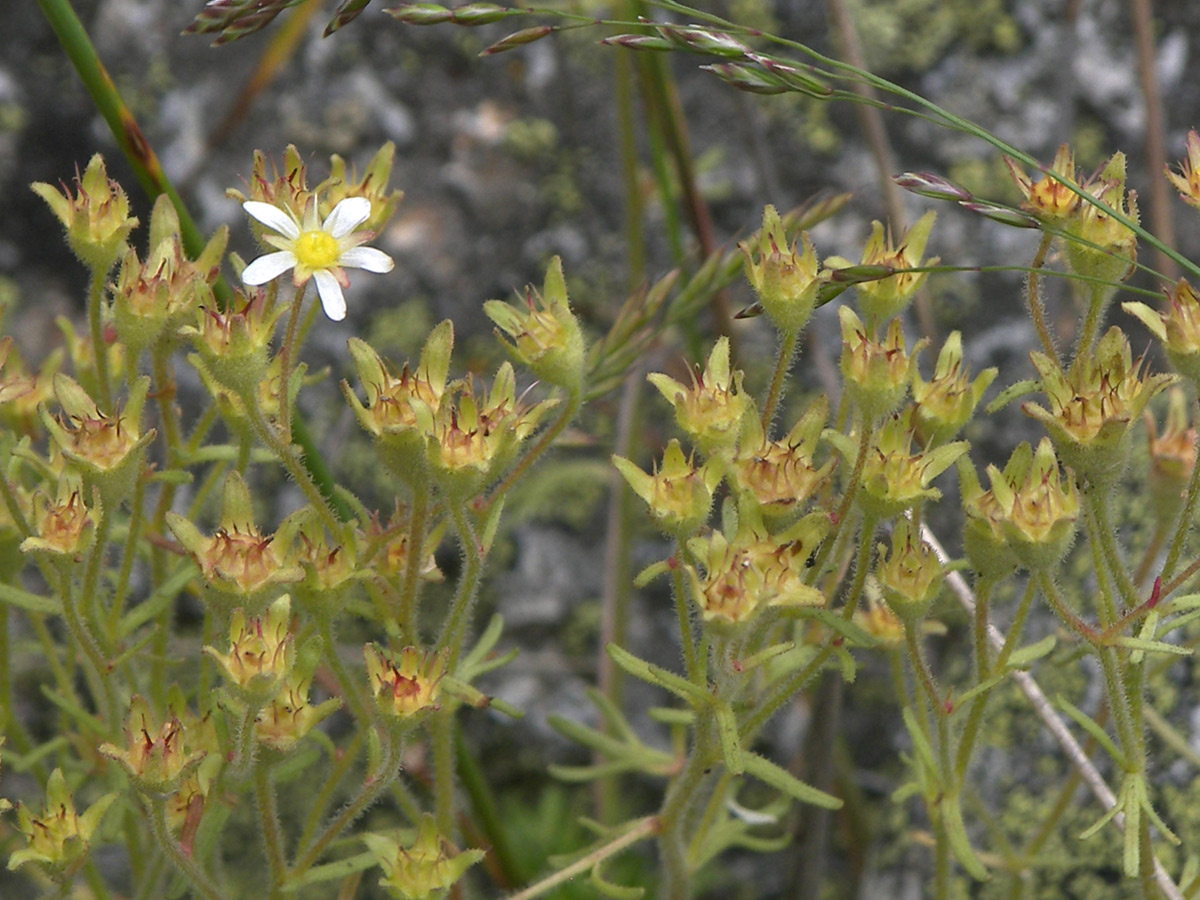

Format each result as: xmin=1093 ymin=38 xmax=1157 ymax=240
xmin=283 ymin=851 xmax=379 ymax=890
xmin=1005 ymin=634 xmax=1057 ymax=669
xmin=0 ymin=582 xmax=60 ymax=615
xmin=1057 ymin=695 xmax=1126 ymax=767
xmin=716 ymin=702 xmax=744 ymax=775
xmin=739 ymin=752 xmax=842 ymax=809
xmin=591 ymin=859 xmax=645 ymax=900
xmin=943 ymin=794 xmax=989 ymax=881
xmin=901 ymin=707 xmax=939 ymax=775
xmin=606 ymin=644 xmax=712 ymax=709
xmin=986 ymin=379 xmax=1040 ymax=414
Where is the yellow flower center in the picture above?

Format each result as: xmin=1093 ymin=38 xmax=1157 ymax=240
xmin=294 ymin=230 xmax=340 ymax=269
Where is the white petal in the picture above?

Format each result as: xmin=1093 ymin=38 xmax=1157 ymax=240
xmin=243 ymin=201 xmax=300 ymax=239
xmin=312 ymin=270 xmax=347 ymax=321
xmin=324 ymin=197 xmax=372 ymax=238
xmin=339 ymin=246 xmax=395 ymax=274
xmin=242 ymin=251 xmax=297 ymax=285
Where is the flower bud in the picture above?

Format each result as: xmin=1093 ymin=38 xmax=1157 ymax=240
xmin=613 ymin=439 xmax=721 ymax=538
xmin=648 ymin=338 xmax=750 ymax=456
xmin=836 ymin=211 xmax=937 ymax=326
xmin=739 ymin=206 xmax=827 ymax=336
xmin=112 ymin=195 xmax=226 ymax=358
xmin=41 ymin=374 xmax=155 ymax=508
xmin=31 ymin=155 xmax=138 ymax=271
xmin=365 ymin=645 xmax=447 ymax=727
xmin=485 ymin=256 xmax=585 ymax=391
xmin=204 ymin=594 xmax=295 ymax=703
xmin=99 ymin=695 xmax=208 ymax=795
xmin=321 ymin=142 xmax=404 ymax=233
xmin=730 ymin=394 xmax=833 ymax=523
xmin=826 ymin=413 xmax=966 ymax=519
xmin=685 ymin=509 xmax=828 ymax=629
xmin=1124 ymin=280 xmax=1200 ymax=389
xmin=1005 ymin=144 xmax=1081 ymax=223
xmin=1165 ymin=130 xmax=1200 ymax=210
xmin=254 ymin=662 xmax=341 ymax=754
xmin=875 ymin=519 xmax=944 ymax=624
xmin=8 ymin=769 xmax=116 ymax=879
xmin=1023 ymin=327 xmax=1173 ymax=486
xmin=166 ymin=471 xmax=302 ymax=608
xmin=838 ymin=307 xmax=926 ymax=422
xmin=415 ymin=363 xmax=556 ymax=498
xmin=363 ymin=813 xmax=486 ymax=900
xmin=343 ymin=324 xmax=452 ymax=486
xmin=182 ymin=290 xmax=283 ymax=398
xmin=20 ymin=471 xmax=95 ymax=562
xmin=1063 ymin=153 xmax=1139 ymax=286
xmin=963 ymin=439 xmax=1079 ymax=574
xmin=911 ymin=331 xmax=997 ymax=447
xmin=1144 ymin=387 xmax=1196 ymax=526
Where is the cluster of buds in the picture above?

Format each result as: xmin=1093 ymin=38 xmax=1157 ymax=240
xmin=910 ymin=331 xmax=997 ymax=447
xmin=1024 ymin=327 xmax=1173 ymax=486
xmin=874 ymin=519 xmax=944 ymax=625
xmin=364 ymin=645 xmax=448 ymax=727
xmin=485 ymin=256 xmax=585 ymax=392
xmin=111 ymin=195 xmax=228 ymax=358
xmin=8 ymin=769 xmax=116 ymax=879
xmin=1007 ymin=146 xmax=1138 ymax=285
xmin=739 ymin=205 xmax=829 ymax=336
xmin=31 ymin=154 xmax=138 ymax=272
xmin=415 ymin=363 xmax=555 ymax=499
xmin=827 ymin=211 xmax=937 ymax=326
xmin=99 ymin=695 xmax=209 ymax=795
xmin=826 ymin=413 xmax=966 ymax=519
xmin=648 ymin=338 xmax=750 ymax=457
xmin=729 ymin=395 xmax=834 ymax=524
xmin=613 ymin=439 xmax=721 ymax=539
xmin=204 ymin=594 xmax=295 ymax=703
xmin=344 ymin=324 xmax=451 ymax=485
xmin=961 ymin=438 xmax=1079 ymax=577
xmin=166 ymin=470 xmax=302 ymax=608
xmin=838 ymin=307 xmax=927 ymax=422
xmin=684 ymin=510 xmax=829 ymax=628
xmin=363 ymin=813 xmax=486 ymax=900
xmin=42 ymin=374 xmax=154 ymax=508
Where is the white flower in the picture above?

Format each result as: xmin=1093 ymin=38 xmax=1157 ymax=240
xmin=241 ymin=197 xmax=394 ymax=321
